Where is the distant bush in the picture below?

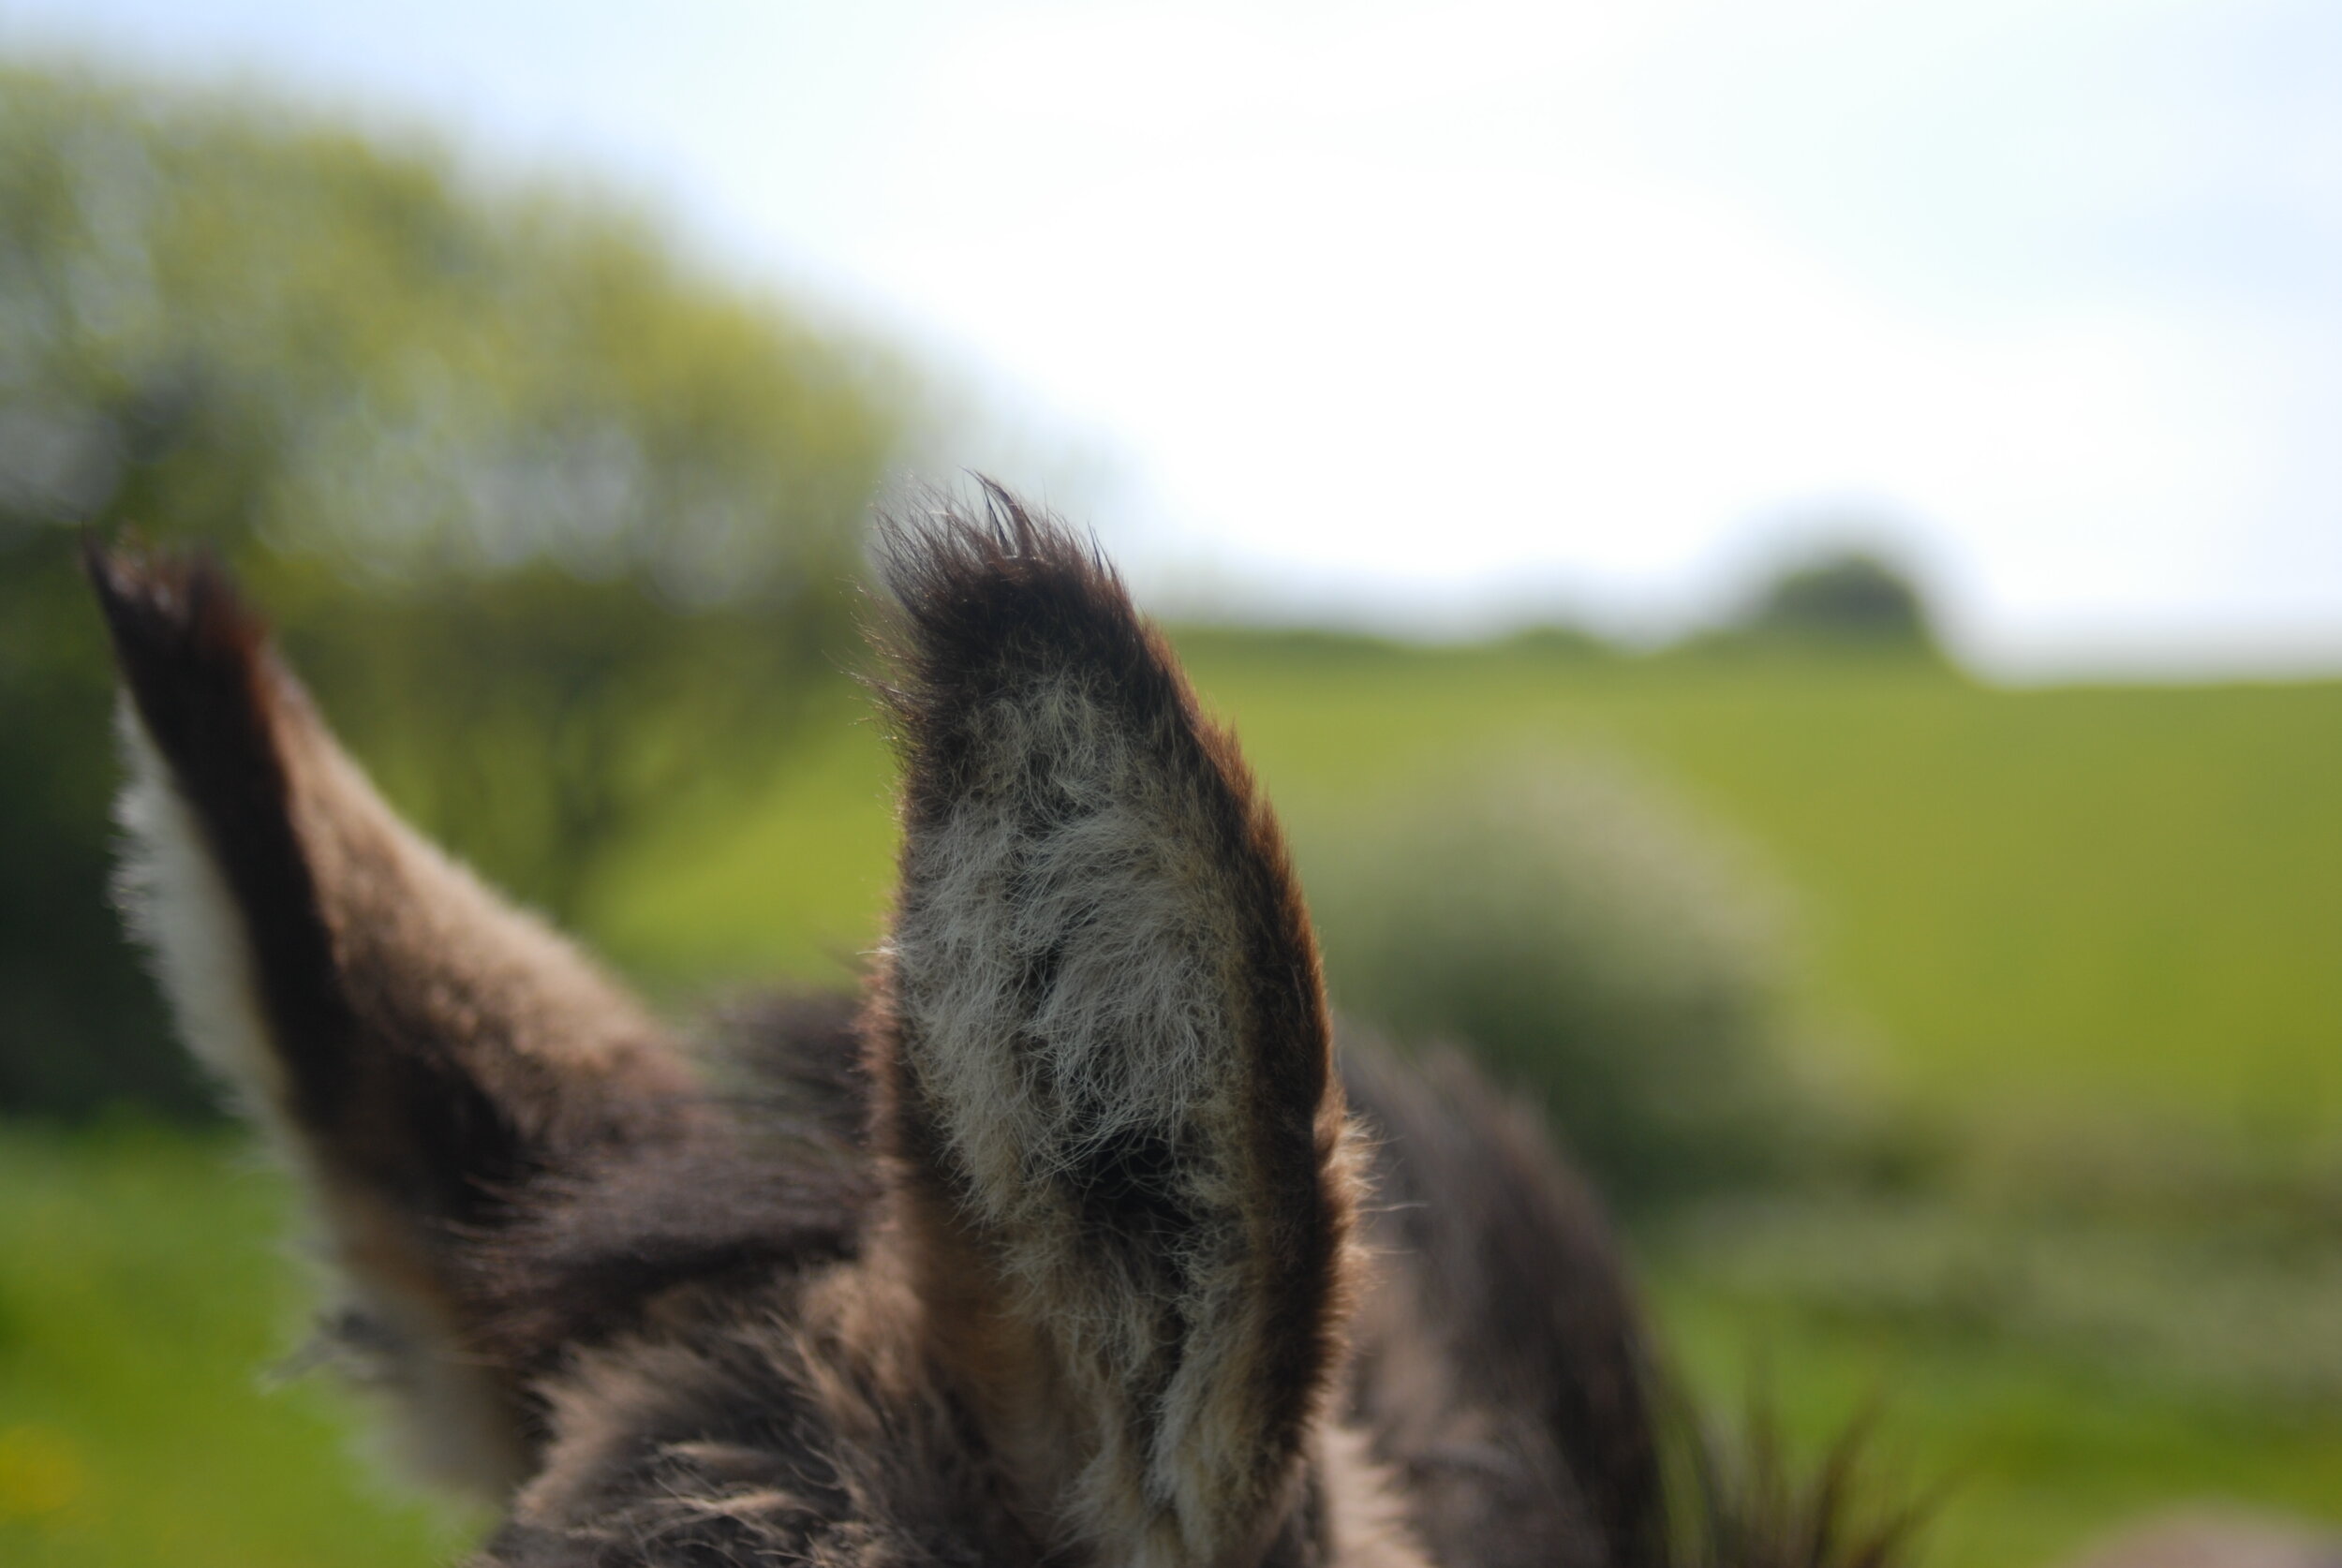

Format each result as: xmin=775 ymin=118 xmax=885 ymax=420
xmin=1494 ymin=622 xmax=1618 ymax=659
xmin=1688 ymin=547 xmax=1946 ymax=663
xmin=1303 ymin=753 xmax=1819 ymax=1208
xmin=1756 ymin=552 xmax=1931 ymax=640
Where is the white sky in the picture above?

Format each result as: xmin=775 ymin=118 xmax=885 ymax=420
xmin=7 ymin=0 xmax=2340 ymax=674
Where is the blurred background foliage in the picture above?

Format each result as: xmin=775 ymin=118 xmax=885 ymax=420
xmin=1304 ymin=753 xmax=1818 ymax=1208
xmin=0 ymin=62 xmax=913 ymax=1116
xmin=2 ymin=55 xmax=2338 ymax=1568
xmin=1683 ymin=545 xmax=1948 ymax=663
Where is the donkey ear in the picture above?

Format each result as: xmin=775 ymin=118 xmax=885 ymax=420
xmin=85 ymin=542 xmax=695 ymax=1496
xmin=868 ymin=488 xmax=1360 ymax=1568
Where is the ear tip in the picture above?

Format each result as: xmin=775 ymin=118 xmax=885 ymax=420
xmin=79 ymin=532 xmax=147 ymax=626
xmin=873 ymin=480 xmax=1133 ymax=676
xmin=84 ymin=537 xmax=271 ymax=674
xmin=881 ymin=476 xmax=1104 ymax=584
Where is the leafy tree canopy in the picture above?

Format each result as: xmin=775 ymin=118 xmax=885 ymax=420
xmin=0 ymin=62 xmax=922 ymax=1115
xmin=1676 ymin=543 xmax=1947 ymax=665
xmin=1744 ymin=551 xmax=1937 ymax=647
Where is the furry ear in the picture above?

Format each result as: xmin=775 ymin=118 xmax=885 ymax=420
xmin=867 ymin=486 xmax=1360 ymax=1568
xmin=85 ymin=542 xmax=696 ymax=1496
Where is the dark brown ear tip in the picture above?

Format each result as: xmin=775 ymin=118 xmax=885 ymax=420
xmin=83 ymin=538 xmax=269 ymax=669
xmin=871 ymin=480 xmax=1135 ymax=685
xmin=80 ymin=532 xmax=151 ymax=624
xmin=879 ymin=479 xmax=1100 ymax=587
xmin=82 ymin=543 xmax=282 ymax=770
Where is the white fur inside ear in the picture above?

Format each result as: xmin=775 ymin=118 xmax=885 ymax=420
xmin=111 ymin=703 xmax=288 ymax=1117
xmin=894 ymin=671 xmax=1238 ymax=1226
xmin=893 ymin=668 xmax=1293 ymax=1565
xmin=110 ymin=702 xmax=529 ymax=1501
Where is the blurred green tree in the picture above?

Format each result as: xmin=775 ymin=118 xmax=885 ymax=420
xmin=1747 ymin=551 xmax=1936 ymax=646
xmin=0 ymin=64 xmax=918 ymax=1116
xmin=1693 ymin=546 xmax=1945 ymax=661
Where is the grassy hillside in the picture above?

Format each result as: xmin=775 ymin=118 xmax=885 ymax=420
xmin=594 ymin=639 xmax=2342 ymax=1155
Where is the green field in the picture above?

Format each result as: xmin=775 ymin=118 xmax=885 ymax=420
xmin=0 ymin=1129 xmax=482 ymax=1568
xmin=599 ymin=642 xmax=2342 ymax=1152
xmin=7 ymin=643 xmax=2340 ymax=1564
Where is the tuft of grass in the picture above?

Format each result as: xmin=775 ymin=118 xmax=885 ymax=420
xmin=1648 ymin=1248 xmax=2342 ymax=1568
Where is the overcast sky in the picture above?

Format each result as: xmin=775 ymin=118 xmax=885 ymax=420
xmin=7 ymin=0 xmax=2339 ymax=674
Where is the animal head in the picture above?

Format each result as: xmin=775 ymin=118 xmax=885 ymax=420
xmin=87 ymin=487 xmax=1895 ymax=1567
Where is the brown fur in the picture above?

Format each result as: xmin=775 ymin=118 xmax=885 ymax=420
xmin=87 ymin=495 xmax=1907 ymax=1568
xmin=1342 ymin=1042 xmax=1662 ymax=1568
xmin=91 ymin=542 xmax=717 ymax=1489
